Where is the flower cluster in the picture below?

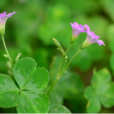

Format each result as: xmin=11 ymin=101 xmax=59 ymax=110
xmin=0 ymin=11 xmax=105 ymax=51
xmin=0 ymin=11 xmax=16 ymax=36
xmin=70 ymin=22 xmax=105 ymax=48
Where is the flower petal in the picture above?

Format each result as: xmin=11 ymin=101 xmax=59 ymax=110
xmin=1 ymin=11 xmax=16 ymax=23
xmin=70 ymin=22 xmax=78 ymax=29
xmin=0 ymin=12 xmax=6 ymax=18
xmin=91 ymin=38 xmax=105 ymax=46
xmin=84 ymin=24 xmax=90 ymax=34
xmin=78 ymin=24 xmax=84 ymax=31
xmin=7 ymin=11 xmax=16 ymax=17
xmin=97 ymin=40 xmax=105 ymax=46
xmin=90 ymin=31 xmax=99 ymax=39
xmin=73 ymin=22 xmax=78 ymax=28
xmin=70 ymin=22 xmax=85 ymax=43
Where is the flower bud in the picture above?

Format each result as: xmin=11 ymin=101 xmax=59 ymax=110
xmin=53 ymin=37 xmax=61 ymax=48
xmin=3 ymin=54 xmax=8 ymax=58
xmin=15 ymin=52 xmax=21 ymax=62
xmin=53 ymin=37 xmax=68 ymax=60
xmin=64 ymin=55 xmax=68 ymax=62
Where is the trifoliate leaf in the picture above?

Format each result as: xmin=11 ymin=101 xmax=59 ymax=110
xmin=0 ymin=74 xmax=19 ymax=108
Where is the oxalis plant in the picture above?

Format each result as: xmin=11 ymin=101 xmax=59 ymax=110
xmin=0 ymin=11 xmax=105 ymax=113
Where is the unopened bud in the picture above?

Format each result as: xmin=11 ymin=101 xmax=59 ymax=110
xmin=3 ymin=54 xmax=8 ymax=58
xmin=15 ymin=53 xmax=21 ymax=62
xmin=64 ymin=55 xmax=68 ymax=62
xmin=53 ymin=37 xmax=61 ymax=48
xmin=53 ymin=37 xmax=68 ymax=61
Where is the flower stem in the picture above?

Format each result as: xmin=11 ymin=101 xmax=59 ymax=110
xmin=66 ymin=43 xmax=72 ymax=54
xmin=47 ymin=57 xmax=63 ymax=96
xmin=48 ymin=49 xmax=82 ymax=96
xmin=47 ymin=44 xmax=72 ymax=96
xmin=57 ymin=56 xmax=64 ymax=75
xmin=47 ymin=77 xmax=59 ymax=96
xmin=2 ymin=36 xmax=12 ymax=61
xmin=57 ymin=44 xmax=71 ymax=74
xmin=60 ymin=49 xmax=82 ymax=76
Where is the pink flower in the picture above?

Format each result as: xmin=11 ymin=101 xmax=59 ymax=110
xmin=70 ymin=22 xmax=85 ymax=44
xmin=81 ymin=24 xmax=105 ymax=49
xmin=0 ymin=11 xmax=16 ymax=36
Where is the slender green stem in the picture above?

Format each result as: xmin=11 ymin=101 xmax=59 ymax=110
xmin=2 ymin=36 xmax=12 ymax=61
xmin=60 ymin=49 xmax=82 ymax=76
xmin=57 ymin=56 xmax=64 ymax=75
xmin=66 ymin=43 xmax=71 ymax=54
xmin=47 ymin=57 xmax=63 ymax=96
xmin=47 ymin=77 xmax=59 ymax=95
xmin=47 ymin=44 xmax=72 ymax=95
xmin=58 ymin=44 xmax=72 ymax=74
xmin=47 ymin=44 xmax=73 ymax=96
xmin=61 ymin=44 xmax=72 ymax=71
xmin=63 ymin=61 xmax=67 ymax=71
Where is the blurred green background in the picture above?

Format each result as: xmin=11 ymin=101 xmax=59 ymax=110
xmin=0 ymin=0 xmax=114 ymax=113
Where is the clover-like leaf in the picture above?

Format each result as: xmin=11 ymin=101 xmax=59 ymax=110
xmin=13 ymin=57 xmax=49 ymax=91
xmin=13 ymin=57 xmax=50 ymax=113
xmin=16 ymin=91 xmax=49 ymax=113
xmin=85 ymin=68 xmax=114 ymax=113
xmin=85 ymin=86 xmax=101 ymax=113
xmin=0 ymin=74 xmax=19 ymax=108
xmin=91 ymin=69 xmax=111 ymax=93
xmin=100 ymin=82 xmax=114 ymax=108
xmin=13 ymin=57 xmax=37 ymax=88
xmin=49 ymin=104 xmax=71 ymax=113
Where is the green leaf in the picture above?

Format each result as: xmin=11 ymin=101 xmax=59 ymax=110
xmin=24 ymin=67 xmax=49 ymax=91
xmin=13 ymin=57 xmax=37 ymax=88
xmin=85 ymin=68 xmax=114 ymax=113
xmin=13 ymin=57 xmax=50 ymax=113
xmin=0 ymin=74 xmax=19 ymax=108
xmin=13 ymin=57 xmax=49 ymax=91
xmin=91 ymin=69 xmax=111 ymax=93
xmin=16 ymin=91 xmax=49 ymax=113
xmin=100 ymin=82 xmax=114 ymax=108
xmin=85 ymin=86 xmax=101 ymax=113
xmin=49 ymin=104 xmax=71 ymax=113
